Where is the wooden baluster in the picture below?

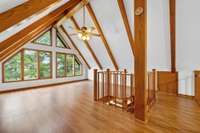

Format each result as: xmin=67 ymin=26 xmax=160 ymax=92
xmin=153 ymin=69 xmax=157 ymax=102
xmin=97 ymin=72 xmax=100 ymax=100
xmin=106 ymin=69 xmax=110 ymax=101
xmin=114 ymin=72 xmax=118 ymax=107
xmin=102 ymin=72 xmax=105 ymax=103
xmin=122 ymin=69 xmax=127 ymax=109
xmin=93 ymin=69 xmax=98 ymax=101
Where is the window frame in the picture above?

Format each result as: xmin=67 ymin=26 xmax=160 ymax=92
xmin=38 ymin=50 xmax=53 ymax=80
xmin=56 ymin=52 xmax=66 ymax=78
xmin=56 ymin=31 xmax=70 ymax=49
xmin=66 ymin=54 xmax=75 ymax=77
xmin=56 ymin=52 xmax=83 ymax=78
xmin=2 ymin=48 xmax=53 ymax=83
xmin=2 ymin=51 xmax=23 ymax=83
xmin=74 ymin=55 xmax=83 ymax=76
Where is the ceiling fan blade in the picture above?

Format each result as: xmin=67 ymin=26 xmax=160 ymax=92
xmin=88 ymin=26 xmax=96 ymax=32
xmin=68 ymin=26 xmax=81 ymax=32
xmin=68 ymin=33 xmax=78 ymax=36
xmin=88 ymin=32 xmax=100 ymax=37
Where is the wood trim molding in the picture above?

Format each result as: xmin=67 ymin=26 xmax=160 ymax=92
xmin=169 ymin=0 xmax=176 ymax=72
xmin=0 ymin=79 xmax=89 ymax=94
xmin=60 ymin=25 xmax=91 ymax=69
xmin=117 ymin=0 xmax=136 ymax=56
xmin=0 ymin=0 xmax=82 ymax=62
xmin=86 ymin=3 xmax=119 ymax=70
xmin=0 ymin=0 xmax=59 ymax=33
xmin=71 ymin=16 xmax=103 ymax=69
xmin=134 ymin=0 xmax=148 ymax=122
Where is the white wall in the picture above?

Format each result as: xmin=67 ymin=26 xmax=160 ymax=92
xmin=147 ymin=0 xmax=171 ymax=71
xmin=176 ymin=0 xmax=200 ymax=96
xmin=0 ymin=28 xmax=88 ymax=91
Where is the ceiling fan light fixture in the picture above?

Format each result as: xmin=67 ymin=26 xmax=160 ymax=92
xmin=78 ymin=33 xmax=90 ymax=41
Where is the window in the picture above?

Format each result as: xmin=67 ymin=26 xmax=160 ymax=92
xmin=3 ymin=52 xmax=22 ymax=82
xmin=74 ymin=56 xmax=82 ymax=76
xmin=56 ymin=53 xmax=82 ymax=78
xmin=66 ymin=54 xmax=74 ymax=77
xmin=56 ymin=32 xmax=70 ymax=49
xmin=2 ymin=49 xmax=53 ymax=83
xmin=56 ymin=53 xmax=66 ymax=77
xmin=33 ymin=30 xmax=51 ymax=46
xmin=39 ymin=51 xmax=52 ymax=79
xmin=24 ymin=50 xmax=38 ymax=80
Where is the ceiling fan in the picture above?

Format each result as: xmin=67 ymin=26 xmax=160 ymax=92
xmin=69 ymin=6 xmax=100 ymax=41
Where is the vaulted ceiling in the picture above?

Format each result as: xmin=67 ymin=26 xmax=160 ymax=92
xmin=0 ymin=0 xmax=171 ymax=73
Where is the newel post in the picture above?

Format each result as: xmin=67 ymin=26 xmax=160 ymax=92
xmin=93 ymin=69 xmax=98 ymax=101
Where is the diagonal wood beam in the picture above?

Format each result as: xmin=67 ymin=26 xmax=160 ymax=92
xmin=134 ymin=0 xmax=148 ymax=122
xmin=60 ymin=25 xmax=91 ymax=69
xmin=86 ymin=3 xmax=119 ymax=70
xmin=0 ymin=0 xmax=59 ymax=33
xmin=0 ymin=0 xmax=82 ymax=62
xmin=117 ymin=0 xmax=136 ymax=56
xmin=71 ymin=16 xmax=103 ymax=69
xmin=169 ymin=0 xmax=176 ymax=72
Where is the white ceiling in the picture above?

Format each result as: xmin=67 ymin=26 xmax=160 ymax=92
xmin=0 ymin=0 xmax=171 ymax=73
xmin=0 ymin=0 xmax=28 ymax=13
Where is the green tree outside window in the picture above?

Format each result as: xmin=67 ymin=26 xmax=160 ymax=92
xmin=24 ymin=50 xmax=38 ymax=80
xmin=39 ymin=51 xmax=51 ymax=79
xmin=4 ymin=52 xmax=22 ymax=82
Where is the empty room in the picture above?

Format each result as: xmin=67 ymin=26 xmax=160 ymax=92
xmin=0 ymin=0 xmax=200 ymax=132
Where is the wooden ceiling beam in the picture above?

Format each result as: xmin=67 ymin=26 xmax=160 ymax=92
xmin=117 ymin=0 xmax=136 ymax=56
xmin=0 ymin=0 xmax=59 ymax=33
xmin=169 ymin=0 xmax=176 ymax=72
xmin=0 ymin=0 xmax=82 ymax=61
xmin=71 ymin=16 xmax=103 ymax=69
xmin=86 ymin=3 xmax=119 ymax=70
xmin=134 ymin=0 xmax=148 ymax=122
xmin=60 ymin=25 xmax=91 ymax=69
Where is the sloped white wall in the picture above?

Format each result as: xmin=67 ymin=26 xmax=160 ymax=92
xmin=176 ymin=0 xmax=200 ymax=96
xmin=90 ymin=0 xmax=134 ymax=73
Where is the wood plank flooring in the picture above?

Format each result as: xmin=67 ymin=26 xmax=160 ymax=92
xmin=0 ymin=81 xmax=200 ymax=133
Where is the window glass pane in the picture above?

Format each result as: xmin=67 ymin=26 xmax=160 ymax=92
xmin=74 ymin=57 xmax=82 ymax=76
xmin=56 ymin=36 xmax=66 ymax=48
xmin=39 ymin=51 xmax=51 ymax=79
xmin=66 ymin=54 xmax=74 ymax=77
xmin=34 ymin=31 xmax=51 ymax=46
xmin=57 ymin=53 xmax=65 ymax=77
xmin=24 ymin=50 xmax=38 ymax=80
xmin=4 ymin=52 xmax=21 ymax=82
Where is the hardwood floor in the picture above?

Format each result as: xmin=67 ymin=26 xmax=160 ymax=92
xmin=0 ymin=81 xmax=200 ymax=133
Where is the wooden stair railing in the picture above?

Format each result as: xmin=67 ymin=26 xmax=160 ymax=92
xmin=93 ymin=69 xmax=157 ymax=113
